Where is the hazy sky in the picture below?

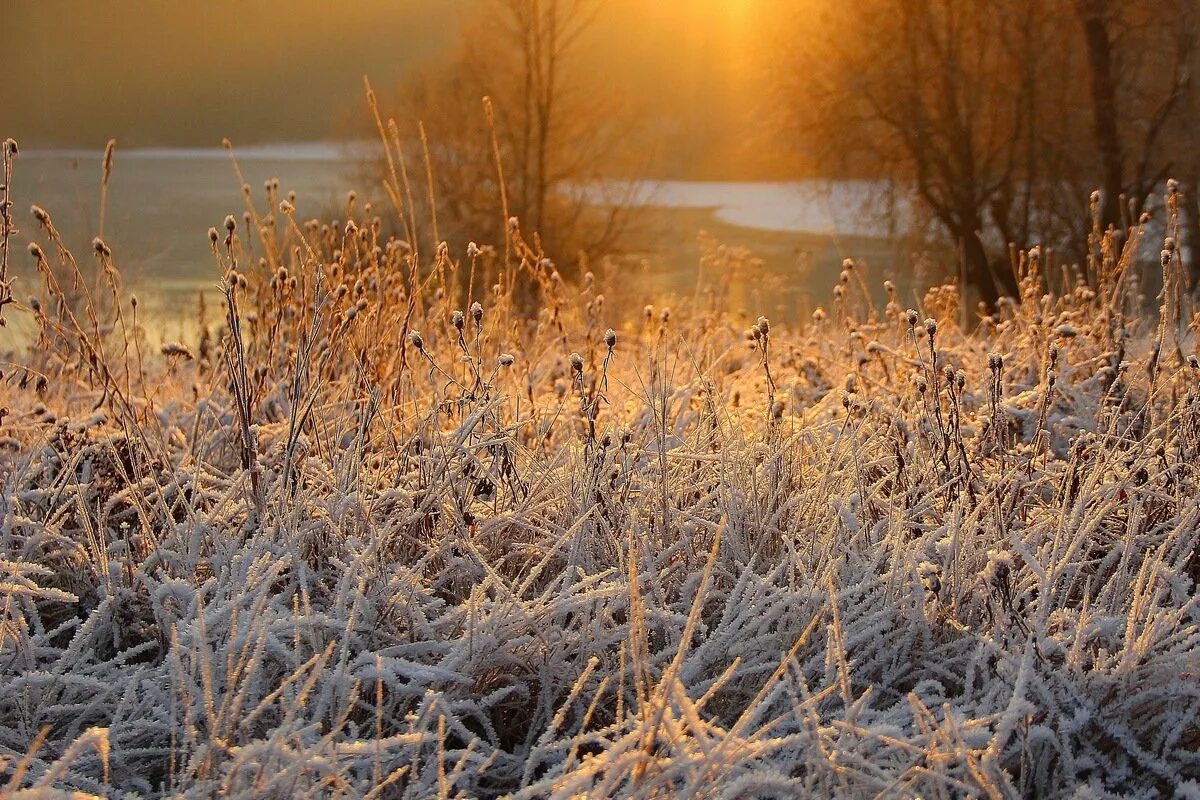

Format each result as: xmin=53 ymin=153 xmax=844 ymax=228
xmin=3 ymin=0 xmax=795 ymax=176
xmin=3 ymin=0 xmax=468 ymax=147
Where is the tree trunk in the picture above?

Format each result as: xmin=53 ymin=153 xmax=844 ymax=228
xmin=960 ymin=229 xmax=1004 ymax=307
xmin=1077 ymin=0 xmax=1124 ymax=229
xmin=1183 ymin=176 xmax=1200 ymax=292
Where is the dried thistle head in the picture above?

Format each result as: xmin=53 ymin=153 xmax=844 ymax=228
xmin=569 ymin=352 xmax=584 ymax=373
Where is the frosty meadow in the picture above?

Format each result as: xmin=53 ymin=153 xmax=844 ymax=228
xmin=2 ymin=117 xmax=1200 ymax=798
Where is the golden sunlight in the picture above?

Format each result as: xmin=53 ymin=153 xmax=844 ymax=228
xmin=2 ymin=2 xmax=1197 ymax=798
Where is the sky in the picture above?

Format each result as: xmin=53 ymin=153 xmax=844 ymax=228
xmin=1 ymin=0 xmax=796 ymax=178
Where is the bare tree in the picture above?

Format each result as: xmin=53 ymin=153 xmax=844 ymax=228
xmin=381 ymin=0 xmax=641 ymax=265
xmin=782 ymin=0 xmax=1061 ymax=303
xmin=1075 ymin=0 xmax=1194 ymax=230
xmin=782 ymin=0 xmax=1196 ymax=303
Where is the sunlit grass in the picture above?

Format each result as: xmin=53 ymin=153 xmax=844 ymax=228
xmin=1 ymin=131 xmax=1199 ymax=798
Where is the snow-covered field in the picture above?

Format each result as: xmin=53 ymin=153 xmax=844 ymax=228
xmin=2 ymin=151 xmax=1200 ymax=797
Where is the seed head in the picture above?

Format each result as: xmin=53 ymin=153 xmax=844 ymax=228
xmin=92 ymin=237 xmax=111 ymax=257
xmin=983 ymin=549 xmax=1014 ymax=584
xmin=161 ymin=342 xmax=194 ymax=360
xmin=756 ymin=316 xmax=770 ymax=336
xmin=604 ymin=328 xmax=617 ymax=348
xmin=569 ymin=352 xmax=584 ymax=372
xmin=1054 ymin=324 xmax=1078 ymax=338
xmin=224 ymin=214 xmax=237 ymax=233
xmin=470 ymin=301 xmax=484 ymax=324
xmin=409 ymin=330 xmax=424 ymax=350
xmin=208 ymin=227 xmax=219 ymax=244
xmin=451 ymin=310 xmax=465 ymax=330
xmin=31 ymin=205 xmax=49 ymax=225
xmin=924 ymin=318 xmax=938 ymax=337
xmin=498 ymin=353 xmax=515 ymax=367
xmin=906 ymin=309 xmax=919 ymax=328
xmin=988 ymin=352 xmax=1003 ymax=372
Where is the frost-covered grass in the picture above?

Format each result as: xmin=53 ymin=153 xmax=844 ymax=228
xmin=2 ymin=135 xmax=1200 ymax=797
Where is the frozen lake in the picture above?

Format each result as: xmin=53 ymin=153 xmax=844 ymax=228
xmin=4 ymin=145 xmax=909 ymax=340
xmin=576 ymin=179 xmax=909 ymax=238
